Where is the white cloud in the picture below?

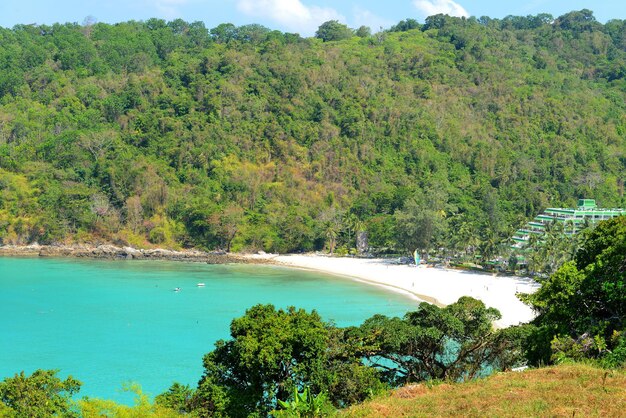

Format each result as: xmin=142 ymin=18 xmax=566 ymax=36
xmin=352 ymin=6 xmax=393 ymax=32
xmin=236 ymin=0 xmax=343 ymax=35
xmin=413 ymin=0 xmax=469 ymax=18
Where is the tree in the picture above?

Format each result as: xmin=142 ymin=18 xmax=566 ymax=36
xmin=79 ymin=130 xmax=115 ymax=162
xmin=188 ymin=304 xmax=382 ymax=416
xmin=124 ymin=195 xmax=143 ymax=233
xmin=355 ymin=26 xmax=371 ymax=38
xmin=210 ymin=23 xmax=237 ymax=43
xmin=355 ymin=297 xmax=524 ymax=384
xmin=81 ymin=15 xmax=97 ymax=38
xmin=520 ymin=217 xmax=626 ymax=365
xmin=394 ymin=196 xmax=447 ymax=257
xmin=196 ymin=305 xmax=330 ymax=416
xmin=318 ymin=208 xmax=343 ymax=254
xmin=447 ymin=213 xmax=480 ymax=261
xmin=315 ymin=21 xmax=353 ymax=42
xmin=154 ymin=382 xmax=195 ymax=415
xmin=0 ymin=369 xmax=81 ymax=417
xmin=90 ymin=193 xmax=111 ymax=220
xmin=478 ymin=228 xmax=500 ymax=264
xmin=523 ymin=217 xmax=626 ymax=336
xmin=389 ymin=19 xmax=420 ymax=32
xmin=236 ymin=24 xmax=271 ymax=43
xmin=555 ymin=9 xmax=598 ymax=32
xmin=208 ymin=204 xmax=244 ymax=252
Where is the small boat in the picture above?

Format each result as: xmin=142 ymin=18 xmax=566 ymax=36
xmin=196 ymin=283 xmax=205 ymax=287
xmin=174 ymin=287 xmax=181 ymax=292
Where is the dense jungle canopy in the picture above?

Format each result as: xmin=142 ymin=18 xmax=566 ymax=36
xmin=0 ymin=10 xmax=625 ymax=254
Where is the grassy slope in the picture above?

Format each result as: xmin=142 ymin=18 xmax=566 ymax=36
xmin=342 ymin=364 xmax=626 ymax=417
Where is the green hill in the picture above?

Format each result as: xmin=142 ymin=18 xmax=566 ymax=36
xmin=0 ymin=10 xmax=625 ymax=255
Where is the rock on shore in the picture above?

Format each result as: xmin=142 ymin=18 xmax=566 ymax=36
xmin=0 ymin=243 xmax=249 ymax=264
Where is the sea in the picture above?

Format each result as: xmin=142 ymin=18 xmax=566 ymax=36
xmin=0 ymin=256 xmax=418 ymax=404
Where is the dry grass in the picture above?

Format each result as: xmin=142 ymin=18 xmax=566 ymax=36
xmin=342 ymin=364 xmax=626 ymax=417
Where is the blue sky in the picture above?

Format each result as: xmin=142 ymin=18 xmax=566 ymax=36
xmin=1 ymin=1 xmax=625 ymax=36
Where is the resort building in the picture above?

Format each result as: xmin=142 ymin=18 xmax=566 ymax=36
xmin=512 ymin=199 xmax=626 ymax=247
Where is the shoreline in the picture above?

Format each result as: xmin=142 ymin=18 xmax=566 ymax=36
xmin=245 ymin=253 xmax=540 ymax=328
xmin=1 ymin=244 xmax=540 ymax=327
xmin=266 ymin=262 xmax=443 ymax=307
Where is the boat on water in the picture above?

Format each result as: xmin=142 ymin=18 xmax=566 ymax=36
xmin=174 ymin=287 xmax=181 ymax=292
xmin=197 ymin=283 xmax=205 ymax=287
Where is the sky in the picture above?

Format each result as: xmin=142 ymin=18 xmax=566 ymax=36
xmin=1 ymin=1 xmax=625 ymax=36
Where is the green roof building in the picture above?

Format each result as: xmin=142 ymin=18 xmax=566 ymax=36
xmin=512 ymin=199 xmax=626 ymax=247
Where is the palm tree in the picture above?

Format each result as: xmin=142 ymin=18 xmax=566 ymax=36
xmin=324 ymin=222 xmax=338 ymax=254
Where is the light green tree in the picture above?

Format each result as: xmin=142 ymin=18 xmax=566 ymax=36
xmin=0 ymin=370 xmax=81 ymax=417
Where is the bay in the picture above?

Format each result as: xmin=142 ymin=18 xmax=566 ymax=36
xmin=0 ymin=257 xmax=418 ymax=404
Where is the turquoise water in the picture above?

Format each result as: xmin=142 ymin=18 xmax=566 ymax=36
xmin=0 ymin=257 xmax=418 ymax=404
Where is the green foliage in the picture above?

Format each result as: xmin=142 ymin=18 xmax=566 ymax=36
xmin=389 ymin=19 xmax=421 ymax=32
xmin=274 ymin=386 xmax=335 ymax=417
xmin=524 ymin=217 xmax=626 ymax=337
xmin=354 ymin=26 xmax=371 ymax=38
xmin=154 ymin=382 xmax=195 ymax=414
xmin=524 ymin=221 xmax=582 ymax=276
xmin=185 ymin=304 xmax=386 ymax=416
xmin=355 ymin=297 xmax=525 ymax=384
xmin=196 ymin=305 xmax=330 ymax=415
xmin=394 ymin=193 xmax=447 ymax=255
xmin=167 ymin=298 xmax=530 ymax=416
xmin=519 ymin=261 xmax=585 ymax=329
xmin=521 ymin=217 xmax=626 ymax=366
xmin=600 ymin=331 xmax=626 ymax=369
xmin=78 ymin=382 xmax=180 ymax=417
xmin=0 ymin=369 xmax=81 ymax=417
xmin=550 ymin=334 xmax=607 ymax=364
xmin=315 ymin=21 xmax=353 ymax=42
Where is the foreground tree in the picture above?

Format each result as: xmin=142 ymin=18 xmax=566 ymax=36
xmin=520 ymin=217 xmax=626 ymax=366
xmin=354 ymin=297 xmax=526 ymax=384
xmin=167 ymin=304 xmax=381 ymax=417
xmin=0 ymin=369 xmax=81 ymax=417
xmin=161 ymin=297 xmax=531 ymax=415
xmin=200 ymin=304 xmax=329 ymax=415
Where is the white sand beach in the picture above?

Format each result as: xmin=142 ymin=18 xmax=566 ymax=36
xmin=248 ymin=254 xmax=540 ymax=328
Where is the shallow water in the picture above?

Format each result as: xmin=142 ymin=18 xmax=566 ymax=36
xmin=0 ymin=257 xmax=418 ymax=403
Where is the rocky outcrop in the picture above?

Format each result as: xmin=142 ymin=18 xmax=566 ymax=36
xmin=0 ymin=244 xmax=244 ymax=264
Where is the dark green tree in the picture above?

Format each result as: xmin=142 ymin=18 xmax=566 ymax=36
xmin=520 ymin=217 xmax=626 ymax=365
xmin=154 ymin=382 xmax=195 ymax=414
xmin=523 ymin=217 xmax=626 ymax=337
xmin=389 ymin=19 xmax=420 ymax=32
xmin=193 ymin=305 xmax=329 ymax=415
xmin=315 ymin=21 xmax=353 ymax=42
xmin=210 ymin=23 xmax=238 ymax=43
xmin=185 ymin=304 xmax=385 ymax=416
xmin=355 ymin=26 xmax=371 ymax=38
xmin=394 ymin=195 xmax=447 ymax=257
xmin=355 ymin=297 xmax=524 ymax=384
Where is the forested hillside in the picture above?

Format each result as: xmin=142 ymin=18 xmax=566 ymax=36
xmin=0 ymin=10 xmax=625 ymax=254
